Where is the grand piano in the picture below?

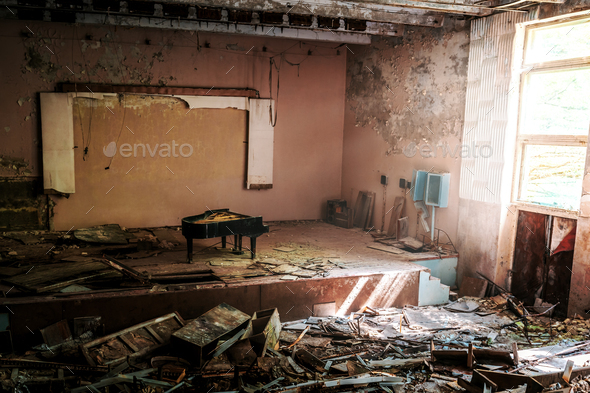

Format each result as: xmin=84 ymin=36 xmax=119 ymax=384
xmin=181 ymin=209 xmax=269 ymax=262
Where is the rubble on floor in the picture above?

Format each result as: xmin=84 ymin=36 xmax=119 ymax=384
xmin=2 ymin=292 xmax=590 ymax=392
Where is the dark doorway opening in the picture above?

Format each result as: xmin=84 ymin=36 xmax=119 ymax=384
xmin=511 ymin=210 xmax=576 ymax=317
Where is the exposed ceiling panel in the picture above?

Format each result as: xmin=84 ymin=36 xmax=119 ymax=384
xmin=0 ymin=0 xmax=567 ymax=42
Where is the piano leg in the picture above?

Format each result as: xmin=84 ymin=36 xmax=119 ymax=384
xmin=238 ymin=235 xmax=243 ymax=251
xmin=234 ymin=235 xmax=238 ymax=250
xmin=186 ymin=237 xmax=193 ymax=262
xmin=222 ymin=236 xmax=226 ymax=248
xmin=250 ymin=237 xmax=256 ymax=259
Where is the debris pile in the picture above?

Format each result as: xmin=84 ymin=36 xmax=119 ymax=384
xmin=2 ymin=295 xmax=590 ymax=392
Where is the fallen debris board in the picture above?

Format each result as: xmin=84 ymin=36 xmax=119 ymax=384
xmin=313 ymin=302 xmax=336 ymax=317
xmin=172 ymin=303 xmax=250 ymax=366
xmin=59 ymin=284 xmax=91 ymax=293
xmin=244 ymin=308 xmax=281 ymax=356
xmin=226 ymin=338 xmax=257 ymax=366
xmin=0 ymin=267 xmax=24 ymax=277
xmin=151 ymin=228 xmax=182 ymax=244
xmin=40 ymin=320 xmax=72 ymax=347
xmin=274 ymin=247 xmax=295 ymax=253
xmin=398 ymin=217 xmax=409 ymax=239
xmin=353 ymin=191 xmax=368 ymax=228
xmin=387 ymin=196 xmax=406 ymax=238
xmin=398 ymin=236 xmax=423 ymax=250
xmin=364 ymin=191 xmax=376 ymax=230
xmin=445 ymin=299 xmax=480 ymax=313
xmin=458 ymin=277 xmax=488 ymax=298
xmin=296 ymin=349 xmax=326 ymax=372
xmin=70 ymin=368 xmax=172 ymax=393
xmin=470 ymin=369 xmax=547 ymax=393
xmin=368 ymin=244 xmax=406 ymax=255
xmin=3 ymin=260 xmax=120 ymax=293
xmin=368 ymin=358 xmax=426 ymax=369
xmin=403 ymin=307 xmax=513 ymax=330
xmin=74 ymin=224 xmax=128 ymax=244
xmin=99 ymin=256 xmax=151 ymax=284
xmin=3 ymin=232 xmax=40 ymax=245
xmin=272 ymin=264 xmax=300 ymax=274
xmin=73 ymin=316 xmax=102 ymax=338
xmin=81 ymin=312 xmax=185 ymax=366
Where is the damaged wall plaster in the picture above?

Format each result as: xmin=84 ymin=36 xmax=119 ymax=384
xmin=1 ymin=19 xmax=346 ymax=229
xmin=346 ymin=19 xmax=469 ymax=155
xmin=342 ymin=18 xmax=470 ymax=245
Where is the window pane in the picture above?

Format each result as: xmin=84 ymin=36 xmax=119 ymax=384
xmin=520 ymin=145 xmax=586 ymax=210
xmin=526 ymin=19 xmax=590 ymax=63
xmin=520 ymin=67 xmax=590 ymax=136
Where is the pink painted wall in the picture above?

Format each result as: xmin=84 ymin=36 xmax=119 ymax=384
xmin=342 ymin=20 xmax=470 ymax=244
xmin=0 ymin=20 xmax=346 ymax=229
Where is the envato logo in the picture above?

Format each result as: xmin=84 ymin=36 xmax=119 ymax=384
xmin=402 ymin=141 xmax=493 ymax=159
xmin=103 ymin=141 xmax=193 ymax=158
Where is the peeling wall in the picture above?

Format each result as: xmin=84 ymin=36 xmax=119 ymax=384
xmin=0 ymin=20 xmax=346 ymax=229
xmin=342 ymin=18 xmax=470 ymax=244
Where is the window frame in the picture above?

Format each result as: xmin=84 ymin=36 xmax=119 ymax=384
xmin=512 ymin=16 xmax=590 ymax=217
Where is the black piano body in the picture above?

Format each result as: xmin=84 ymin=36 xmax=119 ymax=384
xmin=181 ymin=209 xmax=269 ymax=261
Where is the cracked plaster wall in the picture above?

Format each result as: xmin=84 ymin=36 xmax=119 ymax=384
xmin=0 ymin=20 xmax=346 ymax=228
xmin=342 ymin=18 xmax=470 ymax=244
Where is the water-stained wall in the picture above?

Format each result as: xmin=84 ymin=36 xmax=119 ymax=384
xmin=342 ymin=18 xmax=470 ymax=243
xmin=0 ymin=20 xmax=346 ymax=229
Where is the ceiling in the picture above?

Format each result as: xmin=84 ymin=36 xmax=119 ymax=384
xmin=0 ymin=0 xmax=566 ymax=43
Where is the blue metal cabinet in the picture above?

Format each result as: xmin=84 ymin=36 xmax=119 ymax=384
xmin=411 ymin=169 xmax=428 ymax=201
xmin=425 ymin=172 xmax=450 ymax=208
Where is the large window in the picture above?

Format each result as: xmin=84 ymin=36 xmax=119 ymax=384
xmin=516 ymin=17 xmax=590 ymax=211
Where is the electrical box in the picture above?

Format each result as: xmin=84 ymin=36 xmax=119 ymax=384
xmin=425 ymin=172 xmax=450 ymax=208
xmin=411 ymin=170 xmax=428 ymax=202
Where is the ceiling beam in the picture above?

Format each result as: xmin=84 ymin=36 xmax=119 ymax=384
xmin=168 ymin=0 xmax=491 ymax=18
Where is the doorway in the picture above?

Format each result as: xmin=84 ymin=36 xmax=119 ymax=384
xmin=512 ymin=210 xmax=576 ymax=317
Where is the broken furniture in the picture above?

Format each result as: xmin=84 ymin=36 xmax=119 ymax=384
xmin=80 ymin=312 xmax=185 ymax=366
xmin=243 ymin=308 xmax=281 ymax=357
xmin=181 ymin=208 xmax=269 ymax=261
xmin=171 ymin=303 xmax=251 ymax=367
xmin=353 ymin=191 xmax=376 ymax=230
xmin=460 ymin=365 xmax=585 ymax=393
xmin=430 ymin=340 xmax=517 ymax=369
xmin=326 ymin=199 xmax=353 ymax=229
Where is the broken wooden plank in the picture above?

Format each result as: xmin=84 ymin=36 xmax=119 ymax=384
xmin=3 ymin=261 xmax=119 ymax=293
xmin=74 ymin=224 xmax=128 ymax=244
xmin=287 ymin=356 xmax=305 ymax=374
xmin=398 ymin=236 xmax=423 ymax=250
xmin=40 ymin=320 xmax=72 ymax=347
xmin=296 ymin=349 xmax=326 ymax=372
xmin=172 ymin=303 xmax=250 ymax=366
xmin=366 ymin=358 xmax=426 ymax=369
xmin=81 ymin=312 xmax=185 ymax=367
xmin=210 ymin=328 xmax=246 ymax=358
xmin=99 ymin=256 xmax=151 ymax=285
xmin=287 ymin=326 xmax=310 ymax=349
xmin=387 ymin=196 xmax=405 ymax=237
xmin=367 ymin=244 xmax=407 ymax=255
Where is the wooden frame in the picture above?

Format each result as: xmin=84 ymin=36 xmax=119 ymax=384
xmin=511 ymin=15 xmax=590 ymax=217
xmin=80 ymin=312 xmax=185 ymax=367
